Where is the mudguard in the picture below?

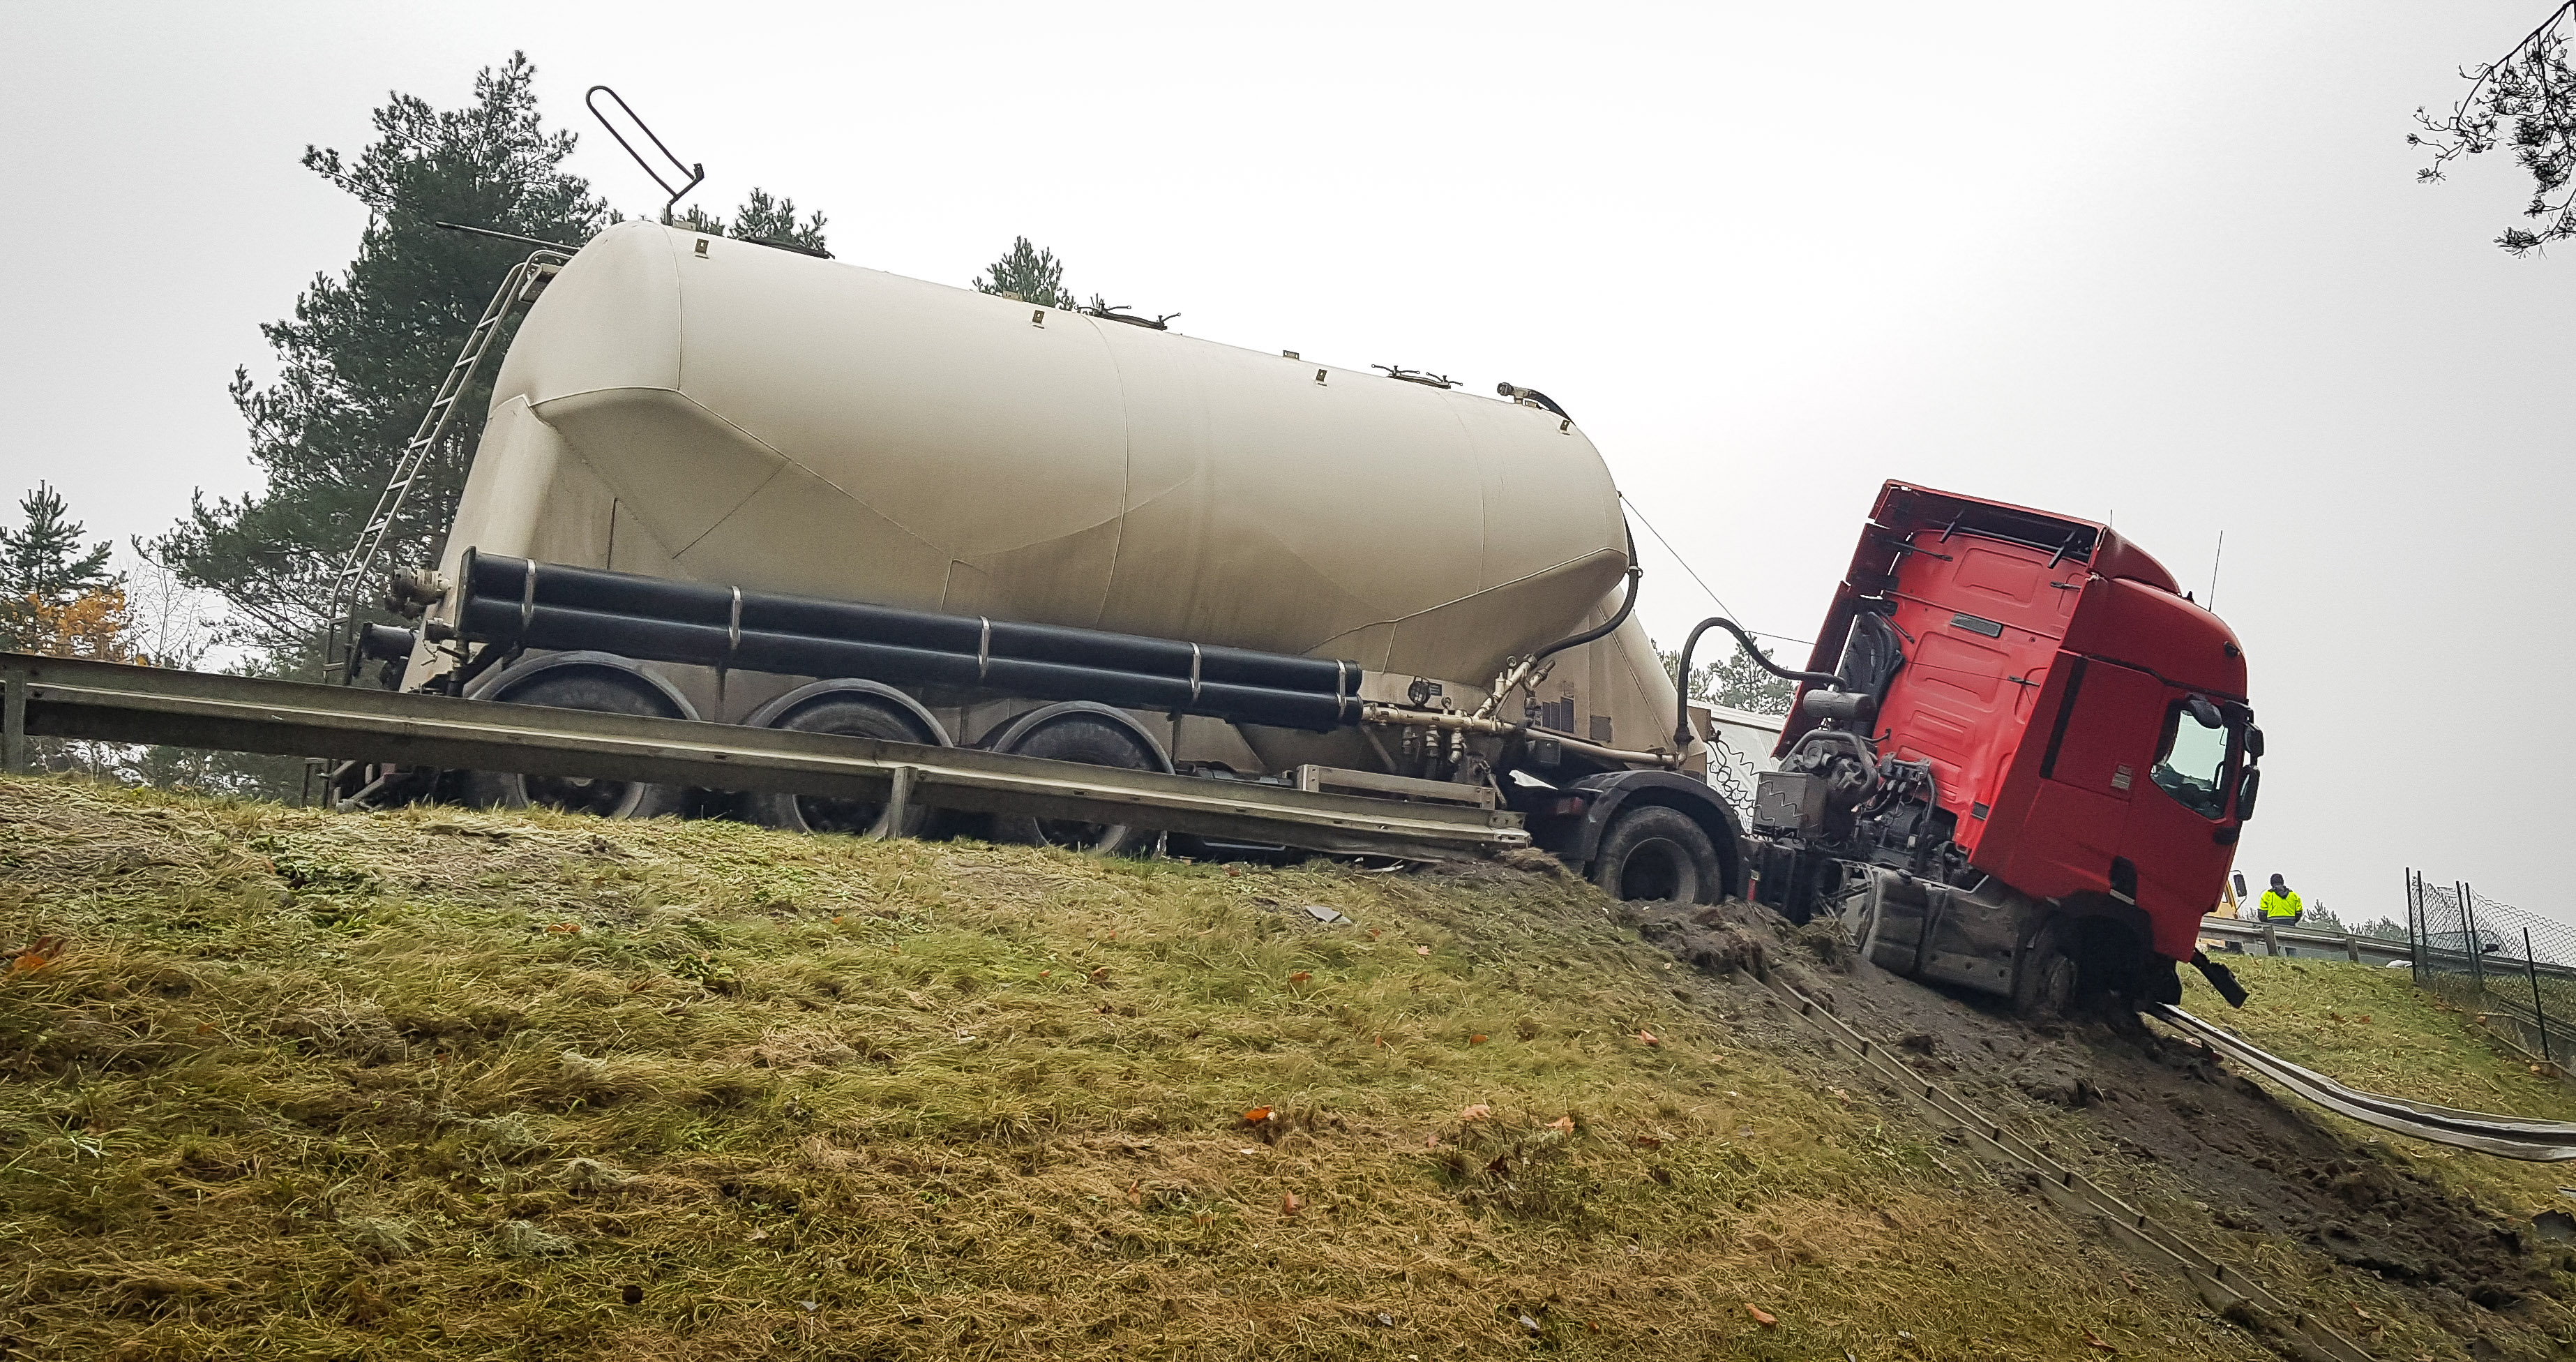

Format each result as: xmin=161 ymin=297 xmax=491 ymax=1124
xmin=465 ymin=649 xmax=700 ymax=721
xmin=1552 ymin=770 xmax=1743 ymax=899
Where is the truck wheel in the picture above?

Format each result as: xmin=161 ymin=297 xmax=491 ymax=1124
xmin=980 ymin=706 xmax=1166 ymax=855
xmin=1590 ymin=805 xmax=1722 ymax=904
xmin=462 ymin=667 xmax=689 ymax=820
xmin=2013 ymin=920 xmax=2081 ymax=1019
xmin=741 ymin=693 xmax=943 ymax=837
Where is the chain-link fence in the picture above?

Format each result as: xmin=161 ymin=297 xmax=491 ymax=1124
xmin=2406 ymin=869 xmax=2576 ymax=1063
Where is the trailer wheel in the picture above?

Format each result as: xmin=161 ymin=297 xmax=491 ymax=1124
xmin=1590 ymin=805 xmax=1722 ymax=904
xmin=979 ymin=704 xmax=1168 ymax=855
xmin=741 ymin=691 xmax=944 ymax=837
xmin=462 ymin=666 xmax=690 ymax=820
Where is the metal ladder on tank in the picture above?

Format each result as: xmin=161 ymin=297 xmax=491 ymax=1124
xmin=304 ymin=248 xmax=569 ymax=805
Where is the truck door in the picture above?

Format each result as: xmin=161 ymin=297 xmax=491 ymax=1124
xmin=1973 ymin=657 xmax=2164 ymax=901
xmin=2123 ymin=694 xmax=2239 ymax=946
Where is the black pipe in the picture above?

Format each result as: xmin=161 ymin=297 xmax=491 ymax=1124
xmin=463 ymin=553 xmax=1350 ymax=695
xmin=457 ymin=553 xmax=1357 ymax=731
xmin=1526 ymin=564 xmax=1640 ymax=673
xmin=1671 ymin=615 xmax=1846 ymax=744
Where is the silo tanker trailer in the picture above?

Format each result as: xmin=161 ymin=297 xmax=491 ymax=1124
xmin=356 ymin=220 xmax=1733 ymax=901
xmin=345 ymin=220 xmax=2261 ymax=1014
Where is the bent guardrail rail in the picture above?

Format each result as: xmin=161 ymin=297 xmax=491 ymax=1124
xmin=2148 ymin=1003 xmax=2576 ymax=1162
xmin=0 ymin=652 xmax=1528 ymax=864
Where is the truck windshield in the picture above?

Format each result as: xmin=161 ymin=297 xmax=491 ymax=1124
xmin=2151 ymin=698 xmax=2232 ymax=819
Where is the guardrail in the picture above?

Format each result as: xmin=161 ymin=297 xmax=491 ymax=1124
xmin=0 ymin=652 xmax=1528 ymax=863
xmin=2196 ymin=914 xmax=2413 ymax=967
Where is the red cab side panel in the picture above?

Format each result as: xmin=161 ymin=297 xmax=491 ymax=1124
xmin=1860 ymin=530 xmax=2081 ymax=857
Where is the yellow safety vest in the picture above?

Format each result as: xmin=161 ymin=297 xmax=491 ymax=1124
xmin=2259 ymin=889 xmax=2301 ymax=920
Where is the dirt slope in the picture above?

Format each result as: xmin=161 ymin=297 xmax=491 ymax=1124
xmin=1637 ymin=899 xmax=2576 ymax=1361
xmin=0 ymin=774 xmax=2556 ymax=1360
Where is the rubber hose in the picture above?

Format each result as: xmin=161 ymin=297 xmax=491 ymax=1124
xmin=1671 ymin=615 xmax=1847 ymax=744
xmin=1526 ymin=551 xmax=1643 ymax=669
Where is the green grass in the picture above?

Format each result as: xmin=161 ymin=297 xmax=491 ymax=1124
xmin=0 ymin=774 xmax=2286 ymax=1360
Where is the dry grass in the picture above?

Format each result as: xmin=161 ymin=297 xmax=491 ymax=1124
xmin=0 ymin=774 xmax=2271 ymax=1361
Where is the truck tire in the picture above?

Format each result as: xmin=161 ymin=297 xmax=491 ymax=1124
xmin=740 ymin=691 xmax=944 ymax=837
xmin=462 ymin=666 xmax=690 ymax=821
xmin=979 ymin=705 xmax=1167 ymax=855
xmin=1590 ymin=805 xmax=1722 ymax=904
xmin=2013 ymin=920 xmax=2081 ymax=1019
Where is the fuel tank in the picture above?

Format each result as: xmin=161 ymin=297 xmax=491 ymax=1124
xmin=428 ymin=221 xmax=1632 ymax=697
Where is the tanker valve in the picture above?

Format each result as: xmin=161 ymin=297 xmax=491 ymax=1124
xmin=383 ymin=568 xmax=453 ymax=620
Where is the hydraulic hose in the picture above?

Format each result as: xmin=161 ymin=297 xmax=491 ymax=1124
xmin=1496 ymin=383 xmax=1571 ymax=420
xmin=1526 ymin=557 xmax=1641 ymax=670
xmin=1671 ymin=616 xmax=1845 ymax=744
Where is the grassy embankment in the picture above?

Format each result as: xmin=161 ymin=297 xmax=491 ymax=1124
xmin=2180 ymin=952 xmax=2576 ymax=1236
xmin=0 ymin=774 xmax=2282 ymax=1361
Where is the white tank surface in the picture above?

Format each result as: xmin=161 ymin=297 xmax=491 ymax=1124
xmin=436 ymin=221 xmax=1632 ymax=693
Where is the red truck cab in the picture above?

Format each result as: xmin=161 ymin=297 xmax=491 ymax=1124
xmin=1769 ymin=481 xmax=2258 ymax=999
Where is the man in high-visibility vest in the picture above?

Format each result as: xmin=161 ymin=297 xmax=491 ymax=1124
xmin=2258 ymin=873 xmax=2303 ymax=927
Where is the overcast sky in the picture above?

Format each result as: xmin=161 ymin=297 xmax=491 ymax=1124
xmin=3 ymin=3 xmax=2566 ymax=927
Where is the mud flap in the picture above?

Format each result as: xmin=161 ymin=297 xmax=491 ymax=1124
xmin=2190 ymin=950 xmax=2249 ymax=1008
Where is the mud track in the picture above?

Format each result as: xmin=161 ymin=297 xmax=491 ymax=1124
xmin=1634 ymin=898 xmax=2566 ymax=1354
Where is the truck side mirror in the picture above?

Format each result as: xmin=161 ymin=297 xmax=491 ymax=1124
xmin=2231 ymin=871 xmax=2247 ymax=899
xmin=2244 ymin=725 xmax=2264 ymax=760
xmin=2236 ymin=766 xmax=2261 ymax=822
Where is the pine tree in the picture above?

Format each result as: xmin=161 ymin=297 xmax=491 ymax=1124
xmin=0 ymin=483 xmax=117 ymax=652
xmin=158 ymin=57 xmax=844 ymax=678
xmin=1705 ymin=643 xmax=1796 ymax=714
xmin=679 ymin=187 xmax=831 ymax=253
xmin=153 ymin=54 xmax=610 ymax=675
xmin=974 ymin=237 xmax=1076 ymax=307
xmin=1659 ymin=640 xmax=1795 ymax=716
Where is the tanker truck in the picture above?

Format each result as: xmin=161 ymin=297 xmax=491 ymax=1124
xmin=352 ymin=219 xmax=2257 ymax=1013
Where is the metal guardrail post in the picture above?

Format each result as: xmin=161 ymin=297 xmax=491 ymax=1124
xmin=866 ymin=765 xmax=917 ymax=840
xmin=3 ymin=664 xmax=26 ymax=775
xmin=2343 ymin=930 xmax=2360 ymax=964
xmin=2529 ymin=927 xmax=2553 ymax=1063
xmin=2261 ymin=920 xmax=2279 ymax=957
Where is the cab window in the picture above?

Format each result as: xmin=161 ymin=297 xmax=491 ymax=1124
xmin=2150 ymin=697 xmax=2232 ymax=819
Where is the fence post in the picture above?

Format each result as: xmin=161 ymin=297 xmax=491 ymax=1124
xmin=2528 ymin=927 xmax=2552 ymax=1064
xmin=2262 ymin=920 xmax=2280 ymax=957
xmin=2464 ymin=881 xmax=2486 ymax=996
xmin=2344 ymin=929 xmax=2360 ymax=964
xmin=2407 ymin=868 xmax=2422 ymax=986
